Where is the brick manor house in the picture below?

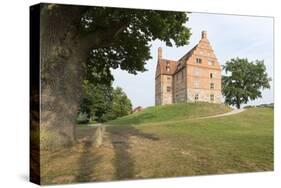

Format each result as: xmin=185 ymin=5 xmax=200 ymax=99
xmin=155 ymin=31 xmax=222 ymax=105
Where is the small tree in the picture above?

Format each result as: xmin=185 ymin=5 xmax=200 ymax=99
xmin=105 ymin=87 xmax=132 ymax=120
xmin=78 ymin=80 xmax=113 ymax=123
xmin=222 ymin=58 xmax=271 ymax=109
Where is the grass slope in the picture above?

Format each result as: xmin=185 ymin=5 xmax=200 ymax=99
xmin=40 ymin=106 xmax=273 ymax=184
xmin=109 ymin=102 xmax=231 ymax=125
xmin=131 ymin=107 xmax=273 ymax=176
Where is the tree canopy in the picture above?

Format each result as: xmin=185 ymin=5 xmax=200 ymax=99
xmin=39 ymin=3 xmax=191 ymax=147
xmin=222 ymin=58 xmax=271 ymax=109
xmin=81 ymin=6 xmax=191 ymax=84
xmin=78 ymin=82 xmax=132 ymax=123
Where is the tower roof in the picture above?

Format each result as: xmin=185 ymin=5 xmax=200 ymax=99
xmin=155 ymin=59 xmax=177 ymax=77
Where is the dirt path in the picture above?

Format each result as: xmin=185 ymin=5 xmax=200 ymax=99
xmin=195 ymin=108 xmax=245 ymax=120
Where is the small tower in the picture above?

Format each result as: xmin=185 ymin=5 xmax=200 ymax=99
xmin=158 ymin=47 xmax=162 ymax=60
xmin=201 ymin=30 xmax=207 ymax=39
xmin=155 ymin=47 xmax=175 ymax=105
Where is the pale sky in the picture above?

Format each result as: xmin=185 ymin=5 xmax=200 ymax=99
xmin=111 ymin=12 xmax=274 ymax=108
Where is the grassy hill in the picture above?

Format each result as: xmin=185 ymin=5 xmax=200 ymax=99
xmin=109 ymin=102 xmax=231 ymax=125
xmin=40 ymin=105 xmax=273 ymax=184
xmin=106 ymin=107 xmax=273 ymax=177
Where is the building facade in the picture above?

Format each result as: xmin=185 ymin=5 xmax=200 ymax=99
xmin=155 ymin=31 xmax=222 ymax=105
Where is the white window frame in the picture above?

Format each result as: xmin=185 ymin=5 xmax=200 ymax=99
xmin=196 ymin=58 xmax=202 ymax=64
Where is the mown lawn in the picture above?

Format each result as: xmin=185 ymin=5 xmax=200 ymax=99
xmin=110 ymin=102 xmax=231 ymax=125
xmin=126 ymin=107 xmax=274 ymax=176
xmin=40 ymin=106 xmax=273 ymax=184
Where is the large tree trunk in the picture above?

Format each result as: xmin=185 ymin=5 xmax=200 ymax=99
xmin=40 ymin=5 xmax=86 ymax=149
xmin=39 ymin=4 xmax=128 ymax=149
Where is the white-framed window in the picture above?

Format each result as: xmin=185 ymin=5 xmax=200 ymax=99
xmin=196 ymin=58 xmax=202 ymax=64
xmin=194 ymin=80 xmax=200 ymax=88
xmin=195 ymin=93 xmax=199 ymax=100
xmin=210 ymin=94 xmax=214 ymax=101
xmin=210 ymin=83 xmax=214 ymax=89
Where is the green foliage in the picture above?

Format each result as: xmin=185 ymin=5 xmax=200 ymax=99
xmin=78 ymin=8 xmax=189 ymax=123
xmin=78 ymin=83 xmax=132 ymax=123
xmin=222 ymin=58 xmax=271 ymax=109
xmin=76 ymin=112 xmax=90 ymax=124
xmin=78 ymin=80 xmax=113 ymax=123
xmin=105 ymin=87 xmax=133 ymax=120
xmin=82 ymin=7 xmax=191 ymax=83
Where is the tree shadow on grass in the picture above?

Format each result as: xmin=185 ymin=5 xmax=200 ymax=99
xmin=107 ymin=125 xmax=159 ymax=180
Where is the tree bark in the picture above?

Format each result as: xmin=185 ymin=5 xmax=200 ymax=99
xmin=39 ymin=4 xmax=128 ymax=149
xmin=40 ymin=5 xmax=87 ymax=149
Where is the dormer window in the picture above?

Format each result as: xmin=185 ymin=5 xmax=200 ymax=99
xmin=196 ymin=58 xmax=202 ymax=64
xmin=166 ymin=66 xmax=170 ymax=72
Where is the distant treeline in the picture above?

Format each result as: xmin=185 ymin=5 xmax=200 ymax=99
xmin=244 ymin=103 xmax=274 ymax=109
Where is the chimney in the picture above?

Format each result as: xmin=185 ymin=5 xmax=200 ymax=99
xmin=201 ymin=30 xmax=207 ymax=39
xmin=158 ymin=47 xmax=162 ymax=60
